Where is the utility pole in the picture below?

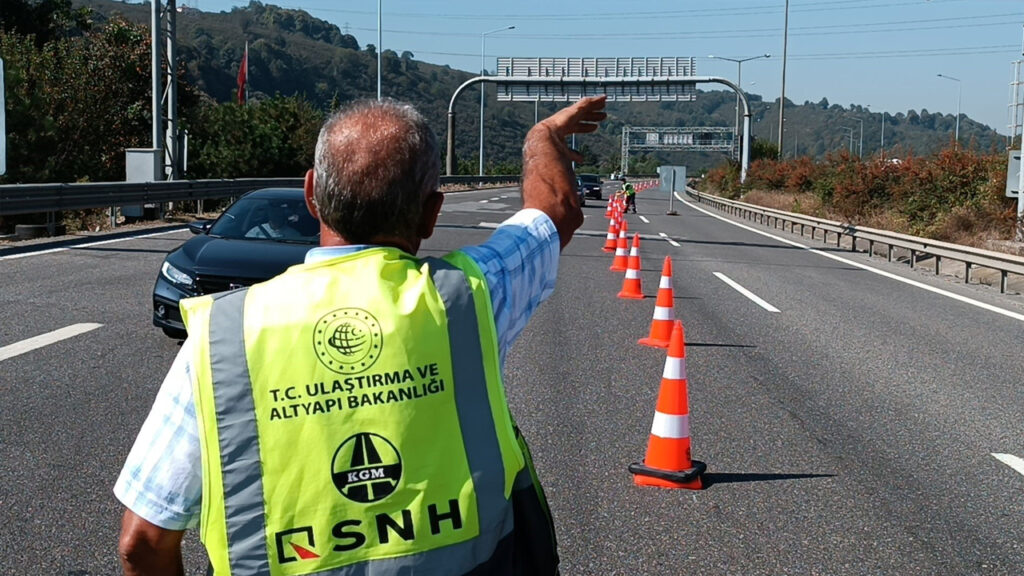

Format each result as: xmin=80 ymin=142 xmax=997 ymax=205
xmin=778 ymin=0 xmax=789 ymax=158
xmin=377 ymin=0 xmax=382 ymax=101
xmin=1018 ymin=25 xmax=1024 ymax=241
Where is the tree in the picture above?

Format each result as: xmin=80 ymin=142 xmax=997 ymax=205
xmin=0 ymin=18 xmax=170 ymax=183
xmin=187 ymin=95 xmax=323 ymax=179
xmin=0 ymin=0 xmax=93 ymax=46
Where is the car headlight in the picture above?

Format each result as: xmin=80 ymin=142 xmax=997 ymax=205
xmin=161 ymin=261 xmax=195 ymax=289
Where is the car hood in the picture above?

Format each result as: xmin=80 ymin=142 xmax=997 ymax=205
xmin=175 ymin=235 xmax=314 ymax=280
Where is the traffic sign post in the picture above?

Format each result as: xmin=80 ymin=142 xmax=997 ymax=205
xmin=659 ymin=166 xmax=686 ymax=216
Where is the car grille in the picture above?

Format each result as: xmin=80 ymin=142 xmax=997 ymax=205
xmin=195 ymin=274 xmax=256 ymax=295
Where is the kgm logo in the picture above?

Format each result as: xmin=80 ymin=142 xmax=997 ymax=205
xmin=275 ymin=526 xmax=321 ymax=564
xmin=331 ymin=432 xmax=403 ymax=503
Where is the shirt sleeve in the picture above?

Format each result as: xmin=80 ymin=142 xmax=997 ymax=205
xmin=113 ymin=339 xmax=203 ymax=530
xmin=461 ymin=208 xmax=560 ymax=365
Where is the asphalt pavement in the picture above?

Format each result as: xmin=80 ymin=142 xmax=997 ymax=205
xmin=2 ymin=182 xmax=1024 ymax=574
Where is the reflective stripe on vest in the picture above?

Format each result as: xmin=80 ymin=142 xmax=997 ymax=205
xmin=198 ymin=254 xmax=517 ymax=575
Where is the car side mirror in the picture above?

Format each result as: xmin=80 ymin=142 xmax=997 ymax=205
xmin=187 ymin=220 xmax=212 ymax=235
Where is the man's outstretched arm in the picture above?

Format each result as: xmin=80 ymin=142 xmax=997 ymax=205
xmin=118 ymin=509 xmax=186 ymax=576
xmin=521 ymin=96 xmax=607 ymax=250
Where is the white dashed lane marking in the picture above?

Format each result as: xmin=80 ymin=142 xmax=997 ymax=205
xmin=993 ymin=453 xmax=1024 ymax=479
xmin=0 ymin=323 xmax=104 ymax=362
xmin=658 ymin=232 xmax=680 ymax=247
xmin=713 ymin=272 xmax=781 ymax=313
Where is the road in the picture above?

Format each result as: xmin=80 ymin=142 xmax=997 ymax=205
xmin=2 ymin=182 xmax=1024 ymax=575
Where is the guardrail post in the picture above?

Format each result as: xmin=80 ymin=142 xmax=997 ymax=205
xmin=934 ymin=256 xmax=941 ymax=275
xmin=836 ymin=232 xmax=842 ymax=248
xmin=851 ymin=237 xmax=857 ymax=252
xmin=887 ymin=244 xmax=893 ymax=262
xmin=1001 ymin=271 xmax=1007 ymax=293
xmin=965 ymin=262 xmax=972 ymax=284
xmin=910 ymin=250 xmax=916 ymax=268
xmin=868 ymin=239 xmax=874 ymax=256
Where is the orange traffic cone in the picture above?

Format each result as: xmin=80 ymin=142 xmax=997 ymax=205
xmin=609 ymin=221 xmax=629 ymax=271
xmin=618 ymin=234 xmax=644 ymax=299
xmin=629 ymin=320 xmax=706 ymax=489
xmin=639 ymin=256 xmax=675 ymax=348
xmin=602 ymin=218 xmax=619 ymax=253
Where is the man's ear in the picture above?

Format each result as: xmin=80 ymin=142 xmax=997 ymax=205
xmin=303 ymin=169 xmax=320 ymax=219
xmin=417 ymin=191 xmax=444 ymax=240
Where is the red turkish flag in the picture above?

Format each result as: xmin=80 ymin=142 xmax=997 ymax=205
xmin=237 ymin=43 xmax=248 ymax=105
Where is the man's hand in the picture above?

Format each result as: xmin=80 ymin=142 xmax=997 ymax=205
xmin=522 ymin=96 xmax=607 ymax=250
xmin=118 ymin=509 xmax=186 ymax=576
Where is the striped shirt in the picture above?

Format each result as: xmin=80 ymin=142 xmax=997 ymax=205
xmin=114 ymin=208 xmax=560 ymax=530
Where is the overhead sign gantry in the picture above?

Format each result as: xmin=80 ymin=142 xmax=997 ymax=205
xmin=445 ymin=56 xmax=753 ymax=182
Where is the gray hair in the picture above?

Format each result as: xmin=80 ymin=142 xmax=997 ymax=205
xmin=312 ymin=99 xmax=440 ymax=243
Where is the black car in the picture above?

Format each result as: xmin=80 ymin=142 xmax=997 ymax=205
xmin=578 ymin=173 xmax=603 ymax=199
xmin=152 ymin=188 xmax=319 ymax=338
xmin=575 ymin=176 xmax=587 ymax=207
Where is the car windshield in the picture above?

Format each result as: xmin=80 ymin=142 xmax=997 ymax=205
xmin=579 ymin=174 xmax=601 ymax=184
xmin=207 ymin=196 xmax=320 ymax=243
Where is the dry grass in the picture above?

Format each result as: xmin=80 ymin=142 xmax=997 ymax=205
xmin=741 ymin=189 xmax=823 ymax=215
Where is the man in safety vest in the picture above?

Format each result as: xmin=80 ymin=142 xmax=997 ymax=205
xmin=115 ymin=95 xmax=607 ymax=575
xmin=620 ymin=178 xmax=636 ymax=214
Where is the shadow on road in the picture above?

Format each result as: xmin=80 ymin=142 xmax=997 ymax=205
xmin=686 ymin=342 xmax=756 ymax=349
xmin=702 ymin=472 xmax=835 ymax=487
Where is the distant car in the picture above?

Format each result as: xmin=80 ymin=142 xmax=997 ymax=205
xmin=577 ymin=173 xmax=603 ymax=199
xmin=575 ymin=176 xmax=587 ymax=207
xmin=152 ymin=188 xmax=320 ymax=339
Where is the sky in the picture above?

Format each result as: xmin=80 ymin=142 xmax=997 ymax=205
xmin=188 ymin=0 xmax=1024 ymax=135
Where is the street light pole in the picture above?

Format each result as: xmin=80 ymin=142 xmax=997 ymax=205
xmin=708 ymin=53 xmax=770 ymax=159
xmin=778 ymin=0 xmax=790 ymax=158
xmin=377 ymin=0 xmax=381 ymax=101
xmin=845 ymin=116 xmax=864 ymax=158
xmin=937 ymin=73 xmax=961 ymax=148
xmin=479 ymin=25 xmax=514 ymax=176
xmin=880 ymin=111 xmax=886 ymax=160
xmin=841 ymin=127 xmax=855 ymax=154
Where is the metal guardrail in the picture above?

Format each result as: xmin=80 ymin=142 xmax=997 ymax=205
xmin=0 ymin=176 xmax=520 ymax=217
xmin=686 ymin=187 xmax=1024 ymax=294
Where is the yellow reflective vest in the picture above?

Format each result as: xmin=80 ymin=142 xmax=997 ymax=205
xmin=182 ymin=247 xmax=557 ymax=575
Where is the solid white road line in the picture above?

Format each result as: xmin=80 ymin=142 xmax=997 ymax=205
xmin=0 ymin=323 xmax=104 ymax=362
xmin=479 ymin=199 xmax=489 ymax=203
xmin=713 ymin=272 xmax=781 ymax=313
xmin=992 ymin=453 xmax=1024 ymax=478
xmin=639 ymin=216 xmax=650 ymax=224
xmin=658 ymin=232 xmax=680 ymax=247
xmin=0 ymin=229 xmax=184 ymax=262
xmin=680 ymin=193 xmax=1024 ymax=324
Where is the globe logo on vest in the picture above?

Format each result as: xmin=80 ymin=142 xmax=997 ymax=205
xmin=332 ymin=433 xmax=402 ymax=503
xmin=313 ymin=308 xmax=384 ymax=374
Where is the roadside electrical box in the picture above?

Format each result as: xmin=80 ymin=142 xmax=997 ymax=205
xmin=1006 ymin=150 xmax=1020 ymax=198
xmin=124 ymin=148 xmax=162 ymax=217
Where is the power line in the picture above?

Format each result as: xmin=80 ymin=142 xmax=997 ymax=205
xmin=268 ymin=0 xmax=972 ymax=23
xmin=347 ymin=15 xmax=1018 ymax=42
xmin=409 ymin=44 xmax=1021 ymax=62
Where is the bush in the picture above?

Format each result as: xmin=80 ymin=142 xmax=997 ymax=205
xmin=703 ymin=144 xmax=1017 ymax=243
